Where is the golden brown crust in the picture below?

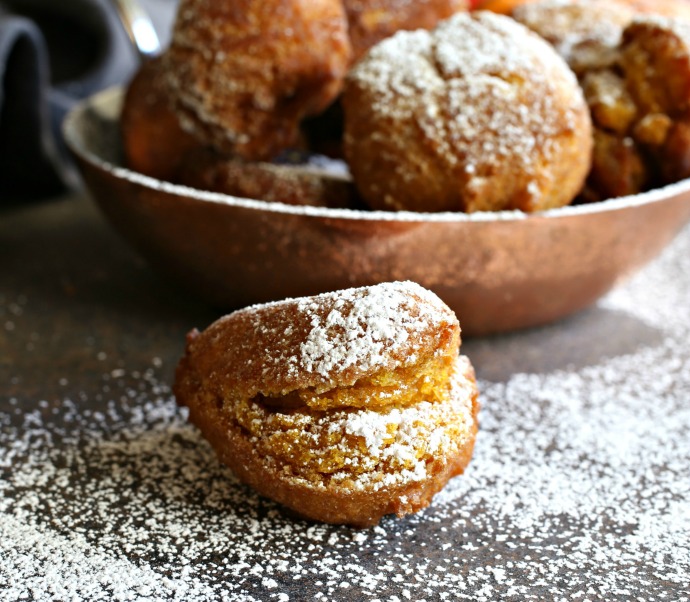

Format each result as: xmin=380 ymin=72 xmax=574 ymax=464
xmin=660 ymin=119 xmax=690 ymax=182
xmin=513 ymin=4 xmax=690 ymax=200
xmin=582 ymin=130 xmax=648 ymax=202
xmin=343 ymin=0 xmax=470 ymax=62
xmin=478 ymin=0 xmax=534 ymax=13
xmin=163 ymin=0 xmax=352 ymax=161
xmin=579 ymin=16 xmax=690 ymax=200
xmin=577 ymin=68 xmax=649 ymax=200
xmin=120 ymin=57 xmax=201 ymax=181
xmin=342 ymin=11 xmax=592 ymax=213
xmin=621 ymin=17 xmax=690 ymax=185
xmin=174 ymin=282 xmax=478 ymax=526
xmin=176 ymin=148 xmax=360 ymax=208
xmin=621 ymin=18 xmax=690 ymax=117
xmin=506 ymin=0 xmax=690 ymax=66
xmin=176 ymin=282 xmax=459 ymax=401
xmin=180 ymin=356 xmax=479 ymax=527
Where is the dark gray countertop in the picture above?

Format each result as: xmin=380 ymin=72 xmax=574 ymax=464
xmin=1 ymin=194 xmax=689 ymax=600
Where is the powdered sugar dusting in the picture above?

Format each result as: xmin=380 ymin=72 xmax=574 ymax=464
xmin=298 ymin=281 xmax=452 ymax=378
xmin=434 ymin=9 xmax=570 ymax=80
xmin=68 ymin=85 xmax=690 ymax=223
xmin=344 ymin=11 xmax=590 ymax=211
xmin=3 ymin=218 xmax=690 ymax=599
xmin=233 ymin=355 xmax=476 ymax=490
xmin=350 ymin=11 xmax=582 ymax=172
xmin=343 ymin=360 xmax=475 ymax=469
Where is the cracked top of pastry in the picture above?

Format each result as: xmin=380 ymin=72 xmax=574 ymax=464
xmin=343 ymin=10 xmax=592 ymax=213
xmin=181 ymin=281 xmax=460 ymax=405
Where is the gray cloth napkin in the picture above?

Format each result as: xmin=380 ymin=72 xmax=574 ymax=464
xmin=0 ymin=0 xmax=176 ymax=201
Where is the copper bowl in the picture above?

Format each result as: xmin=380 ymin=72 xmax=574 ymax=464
xmin=63 ymin=87 xmax=690 ymax=335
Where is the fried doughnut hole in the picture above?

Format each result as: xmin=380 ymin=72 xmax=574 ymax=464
xmin=163 ymin=0 xmax=352 ymax=161
xmin=174 ymin=282 xmax=479 ymax=526
xmin=342 ymin=11 xmax=592 ymax=213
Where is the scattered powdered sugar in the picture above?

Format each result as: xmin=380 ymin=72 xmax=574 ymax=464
xmin=343 ymin=410 xmax=400 ymax=456
xmin=298 ymin=281 xmax=452 ymax=377
xmin=2 ymin=229 xmax=690 ymax=599
xmin=434 ymin=9 xmax=573 ymax=81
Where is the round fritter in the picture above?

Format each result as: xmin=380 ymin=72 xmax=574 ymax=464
xmin=178 ymin=281 xmax=460 ymax=402
xmin=174 ymin=281 xmax=479 ymax=526
xmin=342 ymin=11 xmax=592 ymax=213
xmin=120 ymin=57 xmax=201 ymax=181
xmin=163 ymin=0 xmax=351 ymax=161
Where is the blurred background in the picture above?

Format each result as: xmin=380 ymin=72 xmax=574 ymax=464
xmin=0 ymin=0 xmax=177 ymax=202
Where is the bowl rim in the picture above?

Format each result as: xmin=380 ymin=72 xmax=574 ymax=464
xmin=64 ymin=86 xmax=690 ymax=224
